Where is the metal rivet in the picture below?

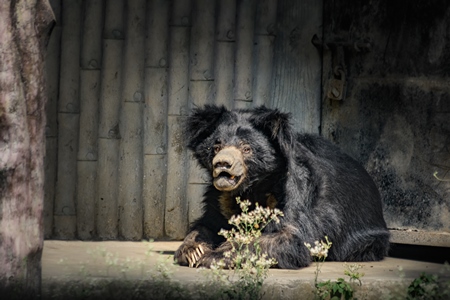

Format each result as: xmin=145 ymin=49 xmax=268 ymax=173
xmin=108 ymin=128 xmax=118 ymax=138
xmin=133 ymin=91 xmax=143 ymax=102
xmin=89 ymin=59 xmax=98 ymax=68
xmin=267 ymin=24 xmax=275 ymax=35
xmin=62 ymin=206 xmax=72 ymax=215
xmin=203 ymin=70 xmax=213 ymax=80
xmin=112 ymin=29 xmax=123 ymax=39
xmin=66 ymin=103 xmax=74 ymax=111
xmin=201 ymin=173 xmax=210 ymax=182
xmin=180 ymin=106 xmax=188 ymax=116
xmin=86 ymin=152 xmax=95 ymax=160
xmin=227 ymin=30 xmax=234 ymax=40
xmin=159 ymin=58 xmax=167 ymax=67
xmin=157 ymin=146 xmax=165 ymax=154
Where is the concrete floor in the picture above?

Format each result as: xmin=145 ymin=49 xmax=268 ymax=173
xmin=42 ymin=240 xmax=450 ymax=299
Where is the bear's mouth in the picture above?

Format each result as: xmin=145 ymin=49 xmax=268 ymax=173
xmin=212 ymin=146 xmax=246 ymax=191
xmin=213 ymin=171 xmax=242 ymax=191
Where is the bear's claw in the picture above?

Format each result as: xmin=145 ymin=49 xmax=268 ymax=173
xmin=174 ymin=241 xmax=209 ymax=268
xmin=187 ymin=245 xmax=205 ymax=267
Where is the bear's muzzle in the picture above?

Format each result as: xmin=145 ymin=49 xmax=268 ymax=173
xmin=212 ymin=147 xmax=246 ymax=191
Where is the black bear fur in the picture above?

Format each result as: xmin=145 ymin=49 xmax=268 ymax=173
xmin=174 ymin=105 xmax=390 ymax=269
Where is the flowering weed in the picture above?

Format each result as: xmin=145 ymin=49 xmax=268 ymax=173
xmin=304 ymin=236 xmax=333 ymax=287
xmin=209 ymin=197 xmax=284 ymax=299
xmin=305 ymin=237 xmax=365 ymax=300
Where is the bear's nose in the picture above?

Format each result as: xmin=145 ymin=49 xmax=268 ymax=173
xmin=213 ymin=149 xmax=235 ymax=169
xmin=214 ymin=160 xmax=232 ymax=169
xmin=212 ymin=146 xmax=245 ymax=180
xmin=212 ymin=147 xmax=242 ymax=172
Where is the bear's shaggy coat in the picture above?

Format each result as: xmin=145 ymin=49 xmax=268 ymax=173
xmin=175 ymin=105 xmax=390 ymax=269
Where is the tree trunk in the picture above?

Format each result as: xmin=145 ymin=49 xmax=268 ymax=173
xmin=0 ymin=0 xmax=54 ymax=298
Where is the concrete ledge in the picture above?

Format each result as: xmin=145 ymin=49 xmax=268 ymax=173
xmin=42 ymin=240 xmax=450 ymax=299
xmin=389 ymin=229 xmax=450 ymax=247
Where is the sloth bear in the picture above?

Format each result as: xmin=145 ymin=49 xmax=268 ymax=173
xmin=174 ymin=105 xmax=390 ymax=269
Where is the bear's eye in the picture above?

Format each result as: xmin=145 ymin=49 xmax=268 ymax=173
xmin=242 ymin=145 xmax=251 ymax=154
xmin=213 ymin=145 xmax=221 ymax=154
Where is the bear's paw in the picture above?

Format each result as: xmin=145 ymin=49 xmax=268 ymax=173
xmin=174 ymin=241 xmax=209 ymax=268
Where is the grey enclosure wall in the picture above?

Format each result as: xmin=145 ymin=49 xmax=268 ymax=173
xmin=44 ymin=0 xmax=450 ymax=246
xmin=321 ymin=0 xmax=450 ymax=246
xmin=44 ymin=0 xmax=323 ymax=240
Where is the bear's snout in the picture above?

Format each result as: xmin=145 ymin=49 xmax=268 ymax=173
xmin=212 ymin=147 xmax=246 ymax=191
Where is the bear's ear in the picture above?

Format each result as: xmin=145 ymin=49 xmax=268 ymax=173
xmin=186 ymin=105 xmax=228 ymax=149
xmin=249 ymin=106 xmax=294 ymax=154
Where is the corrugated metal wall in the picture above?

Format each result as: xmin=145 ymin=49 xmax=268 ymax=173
xmin=321 ymin=0 xmax=450 ymax=247
xmin=44 ymin=0 xmax=323 ymax=240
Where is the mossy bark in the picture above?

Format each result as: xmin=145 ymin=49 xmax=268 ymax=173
xmin=0 ymin=0 xmax=54 ymax=298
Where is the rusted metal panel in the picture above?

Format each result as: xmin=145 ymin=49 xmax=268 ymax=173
xmin=322 ymin=0 xmax=450 ymax=246
xmin=45 ymin=0 xmax=327 ymax=241
xmin=165 ymin=115 xmax=189 ymax=239
xmin=143 ymin=1 xmax=170 ymax=239
xmin=187 ymin=0 xmax=216 ymax=221
xmin=117 ymin=0 xmax=146 ymax=241
xmin=252 ymin=35 xmax=275 ymax=107
xmin=271 ymin=0 xmax=323 ymax=133
xmin=167 ymin=26 xmax=190 ymax=116
xmin=54 ymin=112 xmax=79 ymax=238
xmin=144 ymin=68 xmax=168 ymax=155
xmin=118 ymin=102 xmax=144 ymax=240
xmin=76 ymin=161 xmax=97 ymax=240
xmin=164 ymin=1 xmax=192 ymax=240
xmin=252 ymin=0 xmax=277 ymax=107
xmin=187 ymin=183 xmax=208 ymax=226
xmin=44 ymin=18 xmax=61 ymax=238
xmin=78 ymin=70 xmax=100 ymax=161
xmin=53 ymin=0 xmax=82 ymax=239
xmin=80 ymin=0 xmax=103 ymax=70
xmin=143 ymin=154 xmax=167 ymax=239
xmin=97 ymin=40 xmax=123 ymax=139
xmin=214 ymin=0 xmax=236 ymax=108
xmin=190 ymin=0 xmax=215 ymax=81
xmin=103 ymin=0 xmax=125 ymax=40
xmin=53 ymin=216 xmax=77 ymax=240
xmin=58 ymin=0 xmax=81 ymax=114
xmin=95 ymin=0 xmax=124 ymax=240
xmin=187 ymin=80 xmax=215 ymax=223
xmin=145 ymin=0 xmax=169 ymax=68
xmin=234 ymin=0 xmax=257 ymax=107
xmin=96 ymin=138 xmax=120 ymax=239
xmin=43 ymin=137 xmax=57 ymax=239
xmin=214 ymin=41 xmax=235 ymax=107
xmin=76 ymin=68 xmax=101 ymax=240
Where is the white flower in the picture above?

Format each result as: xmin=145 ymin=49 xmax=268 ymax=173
xmin=304 ymin=236 xmax=332 ymax=259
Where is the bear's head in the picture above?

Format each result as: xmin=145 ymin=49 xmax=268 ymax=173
xmin=186 ymin=105 xmax=294 ymax=194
